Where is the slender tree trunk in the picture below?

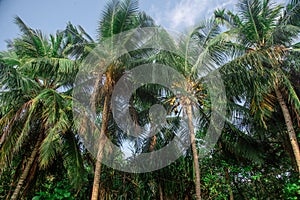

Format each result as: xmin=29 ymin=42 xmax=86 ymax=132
xmin=91 ymin=93 xmax=111 ymax=200
xmin=185 ymin=99 xmax=201 ymax=200
xmin=149 ymin=135 xmax=157 ymax=152
xmin=275 ymin=87 xmax=300 ymax=175
xmin=90 ymin=73 xmax=103 ymax=114
xmin=91 ymin=151 xmax=103 ymax=200
xmin=224 ymin=167 xmax=234 ymax=200
xmin=99 ymin=186 xmax=106 ymax=200
xmin=10 ymin=133 xmax=43 ymax=200
xmin=158 ymin=182 xmax=163 ymax=200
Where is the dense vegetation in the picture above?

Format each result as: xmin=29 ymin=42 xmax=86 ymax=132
xmin=0 ymin=0 xmax=299 ymax=199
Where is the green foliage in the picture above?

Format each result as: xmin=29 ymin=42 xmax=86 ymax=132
xmin=0 ymin=0 xmax=299 ymax=199
xmin=32 ymin=179 xmax=74 ymax=200
xmin=284 ymin=179 xmax=300 ymax=200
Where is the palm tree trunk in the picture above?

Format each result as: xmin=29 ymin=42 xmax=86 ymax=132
xmin=10 ymin=133 xmax=43 ymax=200
xmin=149 ymin=135 xmax=157 ymax=152
xmin=275 ymin=87 xmax=300 ymax=175
xmin=91 ymin=154 xmax=103 ymax=200
xmin=186 ymin=100 xmax=201 ymax=200
xmin=224 ymin=167 xmax=234 ymax=200
xmin=158 ymin=182 xmax=163 ymax=200
xmin=91 ymin=93 xmax=110 ymax=200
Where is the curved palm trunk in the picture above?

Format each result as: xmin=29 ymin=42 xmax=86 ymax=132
xmin=10 ymin=133 xmax=43 ymax=200
xmin=275 ymin=87 xmax=300 ymax=175
xmin=186 ymin=100 xmax=201 ymax=200
xmin=91 ymin=93 xmax=111 ymax=200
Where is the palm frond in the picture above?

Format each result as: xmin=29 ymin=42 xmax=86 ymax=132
xmin=215 ymin=9 xmax=242 ymax=28
xmin=62 ymin=131 xmax=85 ymax=189
xmin=238 ymin=0 xmax=261 ymax=42
xmin=281 ymin=73 xmax=300 ymax=117
xmin=221 ymin=122 xmax=265 ymax=164
xmin=39 ymin=129 xmax=62 ymax=169
xmin=280 ymin=0 xmax=300 ymax=26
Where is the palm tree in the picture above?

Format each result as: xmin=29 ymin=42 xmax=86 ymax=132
xmin=68 ymin=0 xmax=155 ymax=199
xmin=0 ymin=17 xmax=84 ymax=199
xmin=147 ymin=17 xmax=233 ymax=199
xmin=215 ymin=0 xmax=300 ymax=174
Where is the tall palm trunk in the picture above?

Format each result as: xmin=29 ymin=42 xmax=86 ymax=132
xmin=275 ymin=87 xmax=300 ymax=175
xmin=158 ymin=182 xmax=164 ymax=200
xmin=185 ymin=99 xmax=201 ymax=200
xmin=224 ymin=167 xmax=234 ymax=200
xmin=91 ymin=93 xmax=111 ymax=200
xmin=10 ymin=133 xmax=43 ymax=200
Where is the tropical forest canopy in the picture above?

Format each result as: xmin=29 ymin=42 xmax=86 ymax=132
xmin=0 ymin=0 xmax=299 ymax=199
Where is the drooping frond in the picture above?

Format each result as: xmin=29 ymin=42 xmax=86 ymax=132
xmin=280 ymin=0 xmax=300 ymax=26
xmin=221 ymin=122 xmax=265 ymax=164
xmin=281 ymin=73 xmax=300 ymax=118
xmin=272 ymin=24 xmax=300 ymax=45
xmin=64 ymin=22 xmax=95 ymax=59
xmin=62 ymin=131 xmax=85 ymax=189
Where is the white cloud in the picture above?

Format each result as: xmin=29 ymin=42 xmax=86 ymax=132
xmin=168 ymin=0 xmax=204 ymax=29
xmin=170 ymin=0 xmax=241 ymax=29
xmin=145 ymin=0 xmax=289 ymax=31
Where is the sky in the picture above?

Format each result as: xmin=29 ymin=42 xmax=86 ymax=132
xmin=0 ymin=0 xmax=288 ymax=51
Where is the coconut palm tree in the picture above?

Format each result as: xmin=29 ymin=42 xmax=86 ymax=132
xmin=0 ymin=17 xmax=84 ymax=199
xmin=215 ymin=0 xmax=300 ymax=174
xmin=67 ymin=1 xmax=156 ymax=199
xmin=144 ymin=16 xmax=236 ymax=199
